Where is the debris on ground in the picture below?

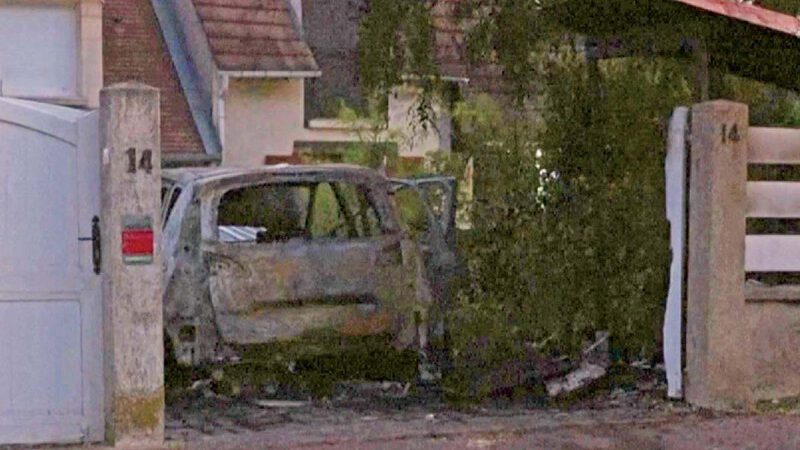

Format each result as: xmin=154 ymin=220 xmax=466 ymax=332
xmin=252 ymin=399 xmax=309 ymax=409
xmin=191 ymin=379 xmax=212 ymax=391
xmin=166 ymin=367 xmax=674 ymax=448
xmin=166 ymin=361 xmax=678 ymax=443
xmin=417 ymin=350 xmax=442 ymax=383
xmin=545 ymin=331 xmax=611 ymax=397
xmin=164 ymin=328 xmax=677 ymax=444
xmin=546 ymin=361 xmax=609 ymax=397
xmin=332 ymin=381 xmax=413 ymax=402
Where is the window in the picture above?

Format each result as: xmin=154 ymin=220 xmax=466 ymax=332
xmin=217 ymin=181 xmax=383 ymax=244
xmin=309 ymin=182 xmax=382 ymax=239
xmin=218 ymin=184 xmax=310 ymax=243
xmin=161 ymin=184 xmax=182 ymax=229
xmin=335 ymin=182 xmax=381 ymax=237
xmin=309 ymin=182 xmax=345 ymax=238
xmin=393 ymin=188 xmax=430 ymax=239
xmin=421 ymin=184 xmax=447 ymax=226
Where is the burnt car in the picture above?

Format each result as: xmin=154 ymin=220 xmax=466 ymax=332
xmin=160 ymin=164 xmax=457 ymax=368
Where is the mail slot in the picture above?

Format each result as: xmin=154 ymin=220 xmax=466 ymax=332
xmin=122 ymin=215 xmax=154 ymax=265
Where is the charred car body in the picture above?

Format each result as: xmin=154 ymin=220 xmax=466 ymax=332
xmin=161 ymin=165 xmax=457 ymax=367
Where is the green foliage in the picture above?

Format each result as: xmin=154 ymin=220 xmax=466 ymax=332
xmin=355 ymin=0 xmax=800 ymax=403
xmin=358 ymin=0 xmax=453 ymax=125
xmin=462 ymin=0 xmax=554 ymax=103
xmin=715 ymin=75 xmax=800 ymax=127
xmin=166 ymin=332 xmax=417 ymax=400
xmin=534 ymin=55 xmax=692 ymax=356
xmin=335 ymin=100 xmax=404 ymax=173
xmin=225 ymin=332 xmax=418 ymax=398
xmin=393 ymin=188 xmax=431 ymax=239
xmin=435 ymin=57 xmax=693 ymax=400
xmin=433 ymin=95 xmax=545 ymax=399
xmin=359 ymin=0 xmax=438 ymax=97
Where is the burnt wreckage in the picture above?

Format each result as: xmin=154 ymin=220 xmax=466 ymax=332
xmin=161 ymin=165 xmax=458 ymax=369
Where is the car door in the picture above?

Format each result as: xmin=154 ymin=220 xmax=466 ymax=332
xmin=391 ymin=177 xmax=459 ymax=321
xmin=203 ymin=177 xmax=405 ymax=344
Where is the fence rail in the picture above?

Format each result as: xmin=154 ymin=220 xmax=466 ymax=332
xmin=745 ymin=235 xmax=800 ymax=272
xmin=746 ymin=181 xmax=800 ymax=218
xmin=748 ymin=127 xmax=800 ymax=164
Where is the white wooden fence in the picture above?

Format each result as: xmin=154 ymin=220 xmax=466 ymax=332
xmin=745 ymin=128 xmax=800 ymax=279
xmin=665 ymin=108 xmax=800 ymax=405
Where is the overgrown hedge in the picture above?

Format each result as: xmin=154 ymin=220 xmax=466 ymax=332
xmin=438 ymin=51 xmax=800 ymax=399
xmin=436 ymin=56 xmax=690 ymax=398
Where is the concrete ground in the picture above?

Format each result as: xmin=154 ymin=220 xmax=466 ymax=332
xmin=31 ymin=369 xmax=799 ymax=449
xmin=169 ymin=408 xmax=800 ymax=449
xmin=23 ymin=392 xmax=800 ymax=449
xmin=162 ymin=378 xmax=800 ymax=450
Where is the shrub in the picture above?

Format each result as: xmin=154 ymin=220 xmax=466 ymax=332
xmin=438 ymin=55 xmax=693 ymax=399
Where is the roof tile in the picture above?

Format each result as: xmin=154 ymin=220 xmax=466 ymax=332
xmin=192 ymin=0 xmax=318 ymax=73
xmin=195 ymin=5 xmax=293 ymax=25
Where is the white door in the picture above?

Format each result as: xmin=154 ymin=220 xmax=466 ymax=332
xmin=0 ymin=99 xmax=103 ymax=444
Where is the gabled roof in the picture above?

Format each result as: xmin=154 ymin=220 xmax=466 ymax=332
xmin=192 ymin=0 xmax=319 ymax=74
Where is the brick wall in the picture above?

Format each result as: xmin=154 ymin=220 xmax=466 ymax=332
xmin=103 ymin=0 xmax=204 ymax=154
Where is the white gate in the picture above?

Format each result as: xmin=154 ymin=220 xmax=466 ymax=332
xmin=0 ymin=98 xmax=102 ymax=444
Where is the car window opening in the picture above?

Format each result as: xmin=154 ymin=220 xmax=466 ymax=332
xmin=217 ymin=181 xmax=384 ymax=244
xmin=161 ymin=184 xmax=182 ymax=229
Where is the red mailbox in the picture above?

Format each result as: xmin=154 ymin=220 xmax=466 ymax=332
xmin=122 ymin=216 xmax=154 ymax=265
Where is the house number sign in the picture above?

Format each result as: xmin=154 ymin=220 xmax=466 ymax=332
xmin=721 ymin=123 xmax=741 ymax=144
xmin=126 ymin=147 xmax=154 ymax=174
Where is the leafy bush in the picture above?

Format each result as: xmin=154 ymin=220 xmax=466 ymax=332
xmin=532 ymin=55 xmax=692 ymax=356
xmin=436 ymin=55 xmax=694 ymax=399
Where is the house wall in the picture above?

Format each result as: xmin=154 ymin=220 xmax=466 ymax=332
xmin=224 ymin=78 xmax=303 ymax=165
xmin=80 ymin=0 xmax=103 ymax=108
xmin=103 ymin=0 xmax=203 ymax=153
xmin=223 ymin=78 xmax=450 ymax=166
xmin=389 ymin=85 xmax=452 ymax=159
xmin=0 ymin=0 xmax=102 ymax=108
xmin=224 ymin=78 xmax=360 ymax=166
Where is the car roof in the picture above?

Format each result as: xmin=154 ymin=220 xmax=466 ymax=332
xmin=162 ymin=164 xmax=387 ymax=187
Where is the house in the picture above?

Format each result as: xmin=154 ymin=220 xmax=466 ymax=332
xmin=103 ymin=0 xmax=470 ymax=168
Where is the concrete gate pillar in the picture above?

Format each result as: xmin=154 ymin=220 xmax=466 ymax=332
xmin=100 ymin=83 xmax=164 ymax=445
xmin=685 ymin=100 xmax=753 ymax=410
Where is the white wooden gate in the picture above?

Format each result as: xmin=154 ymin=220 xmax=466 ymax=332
xmin=0 ymin=98 xmax=102 ymax=444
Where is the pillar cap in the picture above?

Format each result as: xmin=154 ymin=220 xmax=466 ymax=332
xmin=102 ymin=82 xmax=160 ymax=93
